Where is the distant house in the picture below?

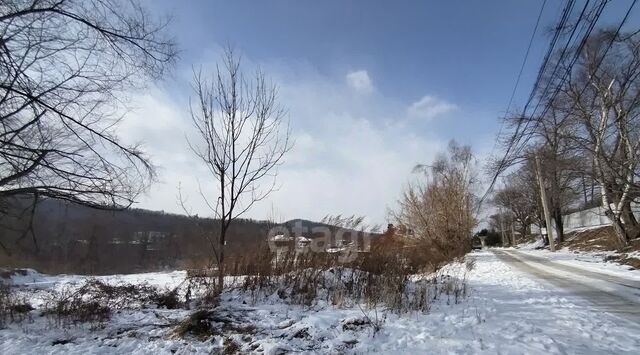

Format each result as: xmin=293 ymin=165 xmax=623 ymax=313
xmin=269 ymin=234 xmax=294 ymax=243
xmin=131 ymin=231 xmax=172 ymax=244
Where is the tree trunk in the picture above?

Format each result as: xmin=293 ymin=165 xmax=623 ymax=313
xmin=553 ymin=207 xmax=564 ymax=244
xmin=582 ymin=174 xmax=588 ymax=205
xmin=604 ymin=209 xmax=629 ymax=249
xmin=620 ymin=200 xmax=640 ymax=240
xmin=217 ymin=221 xmax=227 ymax=292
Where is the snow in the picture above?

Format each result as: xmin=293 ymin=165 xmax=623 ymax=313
xmin=296 ymin=236 xmax=312 ymax=243
xmin=2 ymin=252 xmax=640 ymax=354
xmin=518 ymin=237 xmax=545 ymax=250
xmin=269 ymin=234 xmax=294 ymax=242
xmin=516 ymin=248 xmax=640 ymax=281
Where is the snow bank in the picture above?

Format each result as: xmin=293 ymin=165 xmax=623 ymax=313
xmin=2 ymin=253 xmax=640 ymax=354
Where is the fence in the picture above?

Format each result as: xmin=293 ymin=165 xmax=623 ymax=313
xmin=528 ymin=202 xmax=640 ymax=234
xmin=562 ymin=203 xmax=640 ymax=231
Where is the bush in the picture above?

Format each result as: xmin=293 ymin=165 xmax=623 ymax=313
xmin=42 ymin=279 xmax=186 ymax=326
xmin=174 ymin=310 xmax=216 ymax=340
xmin=151 ymin=289 xmax=182 ymax=309
xmin=0 ymin=283 xmax=34 ymax=327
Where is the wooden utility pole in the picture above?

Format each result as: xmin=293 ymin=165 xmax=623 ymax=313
xmin=499 ymin=208 xmax=507 ymax=247
xmin=535 ymin=154 xmax=555 ymax=252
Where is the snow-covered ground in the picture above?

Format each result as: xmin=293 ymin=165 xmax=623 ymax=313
xmin=517 ymin=234 xmax=640 ymax=281
xmin=1 ymin=251 xmax=640 ymax=354
xmin=516 ymin=248 xmax=640 ymax=281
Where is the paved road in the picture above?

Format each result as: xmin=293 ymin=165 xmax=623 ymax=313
xmin=493 ymin=249 xmax=640 ymax=324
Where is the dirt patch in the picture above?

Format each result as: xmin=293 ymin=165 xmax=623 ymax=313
xmin=562 ymin=226 xmax=619 ymax=251
xmin=561 ymin=226 xmax=640 ymax=269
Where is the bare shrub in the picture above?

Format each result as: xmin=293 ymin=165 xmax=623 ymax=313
xmin=174 ymin=309 xmax=256 ymax=341
xmin=174 ymin=310 xmax=216 ymax=340
xmin=181 ymin=205 xmax=474 ymax=316
xmin=390 ymin=141 xmax=478 ymax=261
xmin=185 ymin=271 xmax=222 ymax=308
xmin=352 ymin=305 xmax=385 ymax=335
xmin=42 ymin=279 xmax=185 ymax=326
xmin=151 ymin=289 xmax=182 ymax=310
xmin=0 ymin=283 xmax=33 ymax=327
xmin=43 ymin=286 xmax=112 ymax=326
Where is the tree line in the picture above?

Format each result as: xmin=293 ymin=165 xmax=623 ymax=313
xmin=491 ymin=29 xmax=640 ymax=249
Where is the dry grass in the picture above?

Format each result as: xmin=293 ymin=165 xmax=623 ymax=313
xmin=187 ymin=235 xmax=473 ymax=314
xmin=0 ymin=282 xmax=34 ymax=327
xmin=560 ymin=226 xmax=640 ymax=269
xmin=173 ymin=308 xmax=256 ymax=341
xmin=562 ymin=226 xmax=620 ymax=251
xmin=41 ymin=279 xmax=185 ymax=327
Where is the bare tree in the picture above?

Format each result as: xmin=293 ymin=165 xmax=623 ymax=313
xmin=560 ymin=30 xmax=640 ymax=247
xmin=493 ymin=166 xmax=539 ymax=243
xmin=492 ymin=29 xmax=640 ymax=248
xmin=0 ymin=0 xmax=176 ymax=251
xmin=496 ymin=106 xmax=581 ymax=244
xmin=186 ymin=48 xmax=291 ymax=288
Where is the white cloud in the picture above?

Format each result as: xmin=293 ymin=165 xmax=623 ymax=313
xmin=346 ymin=70 xmax=374 ymax=94
xmin=266 ymin=114 xmax=442 ymax=225
xmin=407 ymin=95 xmax=457 ymax=120
xmin=119 ymin=60 xmax=449 ymax=225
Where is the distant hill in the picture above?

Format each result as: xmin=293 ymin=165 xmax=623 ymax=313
xmin=0 ymin=197 xmax=377 ymax=274
xmin=0 ymin=197 xmax=269 ymax=274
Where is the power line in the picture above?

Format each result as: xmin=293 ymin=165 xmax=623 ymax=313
xmin=513 ymin=0 xmax=636 ymax=161
xmin=511 ymin=0 xmax=608 ymax=160
xmin=499 ymin=0 xmax=577 ymax=161
xmin=530 ymin=0 xmax=593 ymax=115
xmin=522 ymin=0 xmax=577 ymax=115
xmin=481 ymin=0 xmax=579 ymax=204
xmin=487 ymin=0 xmax=548 ymax=169
xmin=537 ymin=0 xmax=638 ymax=122
xmin=485 ymin=0 xmax=637 ymax=203
xmin=512 ymin=0 xmax=600 ymax=152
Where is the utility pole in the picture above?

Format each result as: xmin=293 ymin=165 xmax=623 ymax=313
xmin=510 ymin=217 xmax=517 ymax=247
xmin=499 ymin=207 xmax=507 ymax=247
xmin=535 ymin=154 xmax=555 ymax=252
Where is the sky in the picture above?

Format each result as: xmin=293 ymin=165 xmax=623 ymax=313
xmin=121 ymin=0 xmax=640 ymax=225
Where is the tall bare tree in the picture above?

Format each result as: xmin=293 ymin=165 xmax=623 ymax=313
xmin=497 ymin=107 xmax=581 ymax=244
xmin=492 ymin=29 xmax=640 ymax=248
xmin=493 ymin=166 xmax=540 ymax=243
xmin=560 ymin=30 xmax=640 ymax=247
xmin=187 ymin=48 xmax=291 ymax=288
xmin=0 ymin=0 xmax=176 ymax=252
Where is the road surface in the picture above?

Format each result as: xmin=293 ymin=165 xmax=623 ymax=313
xmin=493 ymin=249 xmax=640 ymax=324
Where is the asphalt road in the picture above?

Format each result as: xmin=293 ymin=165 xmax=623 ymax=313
xmin=493 ymin=249 xmax=640 ymax=324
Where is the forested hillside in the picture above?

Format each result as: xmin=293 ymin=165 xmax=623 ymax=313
xmin=0 ymin=197 xmax=274 ymax=274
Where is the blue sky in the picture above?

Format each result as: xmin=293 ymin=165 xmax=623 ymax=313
xmin=126 ymin=1 xmax=639 ymax=225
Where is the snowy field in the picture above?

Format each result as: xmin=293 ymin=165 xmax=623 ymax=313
xmin=1 ymin=251 xmax=640 ymax=354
